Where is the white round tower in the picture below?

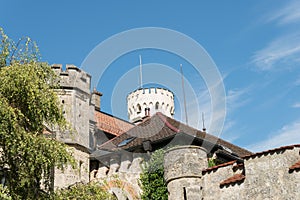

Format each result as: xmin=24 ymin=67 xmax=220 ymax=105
xmin=127 ymin=88 xmax=175 ymax=123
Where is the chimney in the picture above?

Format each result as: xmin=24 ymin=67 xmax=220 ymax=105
xmin=92 ymin=88 xmax=102 ymax=111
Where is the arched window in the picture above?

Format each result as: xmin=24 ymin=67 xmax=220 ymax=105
xmin=170 ymin=106 xmax=174 ymax=115
xmin=155 ymin=102 xmax=159 ymax=110
xmin=137 ymin=104 xmax=141 ymax=114
xmin=149 ymin=102 xmax=153 ymax=109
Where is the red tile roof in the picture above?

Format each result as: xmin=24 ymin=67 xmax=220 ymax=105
xmin=243 ymin=144 xmax=300 ymax=160
xmin=202 ymin=160 xmax=237 ymax=175
xmin=98 ymin=112 xmax=252 ymax=157
xmin=289 ymin=160 xmax=300 ymax=171
xmin=95 ymin=111 xmax=134 ymax=136
xmin=220 ymin=173 xmax=245 ymax=187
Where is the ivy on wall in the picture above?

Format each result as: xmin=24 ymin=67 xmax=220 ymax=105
xmin=140 ymin=149 xmax=168 ymax=200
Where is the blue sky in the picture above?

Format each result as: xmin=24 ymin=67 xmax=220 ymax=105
xmin=1 ymin=1 xmax=300 ymax=152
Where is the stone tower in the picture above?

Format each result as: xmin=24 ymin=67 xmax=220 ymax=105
xmin=51 ymin=64 xmax=96 ymax=148
xmin=164 ymin=146 xmax=208 ymax=200
xmin=127 ymin=87 xmax=175 ymax=123
xmin=51 ymin=64 xmax=100 ymax=188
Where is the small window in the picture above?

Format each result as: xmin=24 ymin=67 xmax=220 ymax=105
xmin=117 ymin=137 xmax=136 ymax=147
xmin=170 ymin=106 xmax=174 ymax=115
xmin=137 ymin=104 xmax=141 ymax=114
xmin=155 ymin=102 xmax=159 ymax=110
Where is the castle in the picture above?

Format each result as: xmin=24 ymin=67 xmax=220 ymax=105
xmin=51 ymin=64 xmax=300 ymax=199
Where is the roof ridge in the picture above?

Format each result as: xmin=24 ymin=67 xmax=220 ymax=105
xmin=156 ymin=112 xmax=252 ymax=156
xmin=202 ymin=160 xmax=237 ymax=174
xmin=243 ymin=144 xmax=300 ymax=160
xmin=96 ymin=110 xmax=136 ymax=125
xmin=156 ymin=112 xmax=180 ymax=133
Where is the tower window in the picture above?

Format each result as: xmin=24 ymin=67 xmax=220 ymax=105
xmin=155 ymin=102 xmax=159 ymax=110
xmin=137 ymin=104 xmax=141 ymax=114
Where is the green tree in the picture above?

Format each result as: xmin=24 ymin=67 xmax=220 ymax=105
xmin=0 ymin=28 xmax=75 ymax=199
xmin=140 ymin=149 xmax=168 ymax=200
xmin=54 ymin=182 xmax=117 ymax=200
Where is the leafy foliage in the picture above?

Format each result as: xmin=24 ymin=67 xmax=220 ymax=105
xmin=208 ymin=158 xmax=217 ymax=167
xmin=0 ymin=27 xmax=40 ymax=67
xmin=208 ymin=156 xmax=224 ymax=167
xmin=140 ymin=149 xmax=168 ymax=200
xmin=0 ymin=28 xmax=75 ymax=199
xmin=54 ymin=182 xmax=117 ymax=200
xmin=0 ymin=184 xmax=11 ymax=200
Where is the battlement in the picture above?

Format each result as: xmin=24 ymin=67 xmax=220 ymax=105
xmin=51 ymin=64 xmax=91 ymax=95
xmin=127 ymin=87 xmax=175 ymax=123
xmin=90 ymin=152 xmax=143 ymax=199
xmin=127 ymin=87 xmax=174 ymax=100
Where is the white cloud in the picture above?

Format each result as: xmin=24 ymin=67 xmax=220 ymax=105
xmin=266 ymin=0 xmax=300 ymax=25
xmin=217 ymin=88 xmax=250 ymax=142
xmin=295 ymin=77 xmax=300 ymax=86
xmin=292 ymin=102 xmax=300 ymax=108
xmin=247 ymin=119 xmax=300 ymax=152
xmin=184 ymin=86 xmax=250 ymax=143
xmin=253 ymin=1 xmax=300 ymax=71
xmin=252 ymin=33 xmax=300 ymax=70
xmin=185 ymin=89 xmax=212 ymax=131
xmin=226 ymin=88 xmax=250 ymax=112
xmin=221 ymin=120 xmax=241 ymax=143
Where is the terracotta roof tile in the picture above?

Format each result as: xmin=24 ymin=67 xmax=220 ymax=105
xmin=243 ymin=144 xmax=300 ymax=160
xmin=95 ymin=111 xmax=134 ymax=136
xmin=289 ymin=160 xmax=300 ymax=171
xmin=220 ymin=173 xmax=245 ymax=187
xmin=97 ymin=112 xmax=252 ymax=157
xmin=202 ymin=160 xmax=237 ymax=175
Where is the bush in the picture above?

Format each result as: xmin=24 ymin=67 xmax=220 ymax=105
xmin=140 ymin=149 xmax=168 ymax=200
xmin=54 ymin=182 xmax=116 ymax=200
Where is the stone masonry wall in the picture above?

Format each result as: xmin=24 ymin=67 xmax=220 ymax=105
xmin=52 ymin=64 xmax=92 ymax=149
xmin=54 ymin=146 xmax=90 ymax=189
xmin=90 ymin=153 xmax=144 ymax=200
xmin=51 ymin=64 xmax=95 ymax=189
xmin=202 ymin=146 xmax=300 ymax=200
xmin=164 ymin=145 xmax=300 ymax=200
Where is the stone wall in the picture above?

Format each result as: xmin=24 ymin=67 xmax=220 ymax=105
xmin=90 ymin=153 xmax=144 ymax=200
xmin=164 ymin=145 xmax=300 ymax=200
xmin=54 ymin=145 xmax=90 ymax=189
xmin=52 ymin=64 xmax=93 ymax=149
xmin=51 ymin=64 xmax=96 ymax=189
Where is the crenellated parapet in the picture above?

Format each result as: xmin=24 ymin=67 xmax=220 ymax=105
xmin=127 ymin=87 xmax=175 ymax=123
xmin=51 ymin=64 xmax=91 ymax=95
xmin=90 ymin=152 xmax=145 ymax=180
xmin=90 ymin=152 xmax=145 ymax=199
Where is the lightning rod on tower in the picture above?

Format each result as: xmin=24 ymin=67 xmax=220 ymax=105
xmin=139 ymin=55 xmax=143 ymax=89
xmin=180 ymin=64 xmax=188 ymax=125
xmin=202 ymin=112 xmax=206 ymax=132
